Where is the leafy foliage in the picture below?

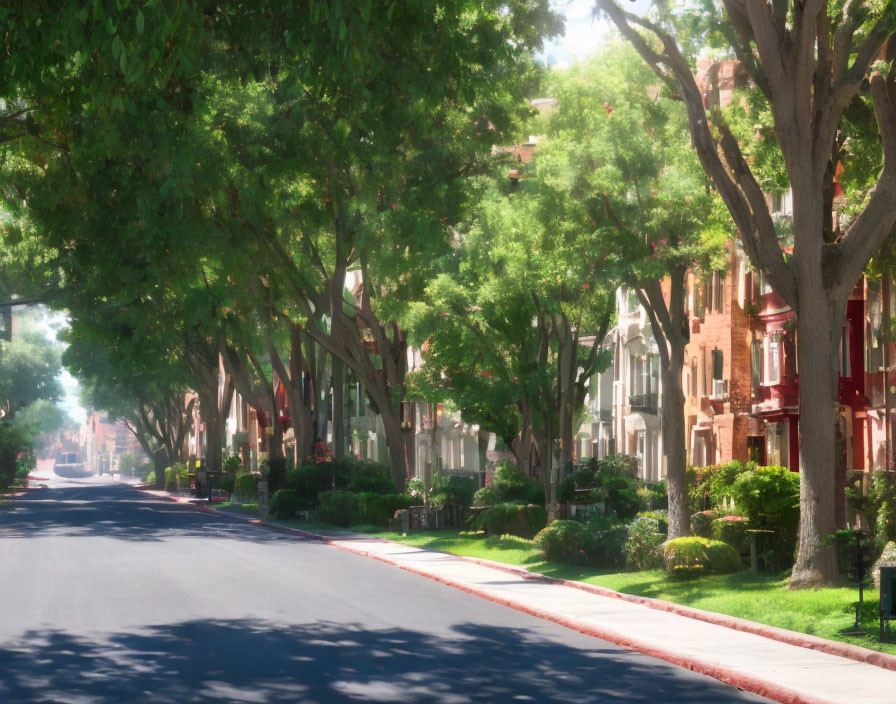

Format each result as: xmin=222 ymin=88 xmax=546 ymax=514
xmin=473 ymin=503 xmax=548 ymax=539
xmin=472 ymin=462 xmax=543 ymax=507
xmin=664 ymin=537 xmax=742 ymax=580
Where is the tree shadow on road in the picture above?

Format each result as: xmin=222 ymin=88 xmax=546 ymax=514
xmin=0 ymin=619 xmax=766 ymax=704
xmin=0 ymin=485 xmax=294 ymax=544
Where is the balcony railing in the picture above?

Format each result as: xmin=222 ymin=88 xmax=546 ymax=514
xmin=629 ymin=392 xmax=658 ymax=415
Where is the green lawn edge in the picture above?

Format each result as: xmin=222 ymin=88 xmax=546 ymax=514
xmin=272 ymin=519 xmax=895 ymax=656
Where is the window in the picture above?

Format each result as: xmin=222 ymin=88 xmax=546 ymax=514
xmin=711 ymin=349 xmax=725 ymax=397
xmin=767 ymin=422 xmax=789 ymax=468
xmin=694 ymin=281 xmax=706 ymax=318
xmin=750 ymin=339 xmax=763 ymax=394
xmin=712 ymin=272 xmax=724 ymax=313
xmin=690 ymin=358 xmax=698 ymax=396
xmin=764 ymin=333 xmax=781 ymax=385
xmin=692 ymin=430 xmax=711 ymax=467
xmin=839 ymin=323 xmax=851 ymax=378
xmin=700 ymin=347 xmax=708 ymax=396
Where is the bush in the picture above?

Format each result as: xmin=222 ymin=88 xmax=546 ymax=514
xmin=165 ymin=466 xmax=178 ymax=492
xmin=357 ymin=493 xmax=415 ymax=527
xmin=730 ymin=465 xmax=799 ymax=570
xmin=643 ymin=480 xmax=668 ymax=510
xmin=587 ymin=522 xmax=629 ymax=569
xmin=624 ymin=516 xmax=665 ymax=570
xmin=234 ymin=473 xmax=260 ymax=500
xmin=331 ymin=458 xmax=395 ymax=494
xmin=0 ymin=422 xmax=33 ymax=492
xmin=535 ymin=520 xmax=593 ymax=564
xmin=473 ymin=462 xmax=543 ymax=506
xmin=638 ymin=509 xmax=668 ymax=534
xmin=271 ymin=489 xmax=301 ymax=519
xmin=711 ymin=515 xmax=750 ymax=555
xmin=217 ymin=472 xmax=236 ymax=495
xmin=475 ymin=504 xmax=548 ymax=538
xmin=847 ymin=471 xmax=896 ymax=553
xmin=317 ymin=489 xmax=362 ymax=527
xmin=146 ymin=470 xmax=156 ymax=485
xmin=664 ymin=537 xmax=741 ymax=580
xmin=691 ymin=510 xmax=715 ymax=538
xmin=557 ymin=455 xmax=643 ymax=521
xmin=688 ymin=460 xmax=753 ymax=514
xmin=284 ymin=464 xmax=335 ymax=508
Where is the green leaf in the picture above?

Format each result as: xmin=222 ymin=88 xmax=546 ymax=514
xmin=112 ymin=35 xmax=122 ymax=59
xmin=136 ymin=10 xmax=144 ymax=35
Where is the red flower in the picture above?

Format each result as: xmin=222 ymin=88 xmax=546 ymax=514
xmin=391 ymin=203 xmax=397 ymax=210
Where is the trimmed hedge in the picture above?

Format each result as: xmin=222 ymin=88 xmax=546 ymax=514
xmin=317 ymin=490 xmax=361 ymax=527
xmin=664 ymin=537 xmax=741 ymax=580
xmin=474 ymin=503 xmax=547 ymax=538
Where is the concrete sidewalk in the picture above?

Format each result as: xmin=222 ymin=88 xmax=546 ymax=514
xmin=140 ymin=488 xmax=896 ymax=704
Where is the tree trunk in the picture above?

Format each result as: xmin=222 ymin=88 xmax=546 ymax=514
xmin=332 ymin=356 xmax=346 ymax=461
xmin=661 ymin=351 xmax=689 ymax=539
xmin=791 ymin=297 xmax=841 ymax=587
xmin=381 ymin=409 xmax=409 ymax=491
xmin=152 ymin=448 xmax=168 ymax=490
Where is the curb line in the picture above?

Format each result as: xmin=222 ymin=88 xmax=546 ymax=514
xmin=139 ymin=489 xmax=891 ymax=703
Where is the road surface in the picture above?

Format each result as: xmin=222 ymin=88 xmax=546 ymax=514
xmin=0 ymin=479 xmax=770 ymax=703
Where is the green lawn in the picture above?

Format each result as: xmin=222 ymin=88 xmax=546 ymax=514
xmin=215 ymin=501 xmax=260 ymax=515
xmin=283 ymin=523 xmax=894 ymax=655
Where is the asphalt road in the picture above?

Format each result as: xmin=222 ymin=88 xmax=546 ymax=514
xmin=0 ymin=480 xmax=770 ymax=703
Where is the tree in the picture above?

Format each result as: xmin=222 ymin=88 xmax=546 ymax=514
xmin=410 ymin=166 xmax=615 ymax=514
xmin=0 ymin=322 xmax=62 ymax=419
xmin=598 ymin=0 xmax=896 ymax=585
xmin=538 ymin=44 xmax=727 ymax=538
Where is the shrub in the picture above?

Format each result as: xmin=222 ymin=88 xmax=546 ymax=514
xmin=271 ymin=489 xmax=301 ymax=519
xmin=472 ymin=484 xmax=503 ymax=507
xmin=473 ymin=462 xmax=543 ymax=506
xmin=847 ymin=471 xmax=896 ymax=553
xmin=587 ymin=523 xmax=629 ymax=569
xmin=332 ymin=458 xmax=395 ymax=494
xmin=644 ymin=480 xmax=668 ymax=510
xmin=234 ymin=473 xmax=260 ymax=500
xmin=711 ymin=515 xmax=750 ymax=555
xmin=165 ymin=466 xmax=178 ymax=492
xmin=428 ymin=473 xmax=477 ymax=510
xmin=691 ymin=510 xmax=715 ymax=538
xmin=730 ymin=465 xmax=799 ymax=569
xmin=557 ymin=455 xmax=643 ymax=520
xmin=284 ymin=464 xmax=335 ymax=508
xmin=146 ymin=470 xmax=156 ymax=485
xmin=535 ymin=520 xmax=593 ymax=564
xmin=357 ymin=493 xmax=414 ymax=527
xmin=475 ymin=504 xmax=547 ymax=538
xmin=624 ymin=516 xmax=665 ymax=570
xmin=217 ymin=472 xmax=236 ymax=495
xmin=317 ymin=489 xmax=362 ymax=527
xmin=638 ymin=509 xmax=668 ymax=534
xmin=688 ymin=460 xmax=753 ymax=514
xmin=664 ymin=537 xmax=741 ymax=580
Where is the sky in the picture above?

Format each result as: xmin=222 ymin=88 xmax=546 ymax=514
xmin=539 ymin=0 xmax=654 ymax=67
xmin=48 ymin=1 xmax=657 ymax=430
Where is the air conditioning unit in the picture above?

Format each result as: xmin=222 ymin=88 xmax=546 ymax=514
xmin=711 ymin=379 xmax=728 ymax=399
xmin=751 ymin=403 xmax=762 ymax=415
